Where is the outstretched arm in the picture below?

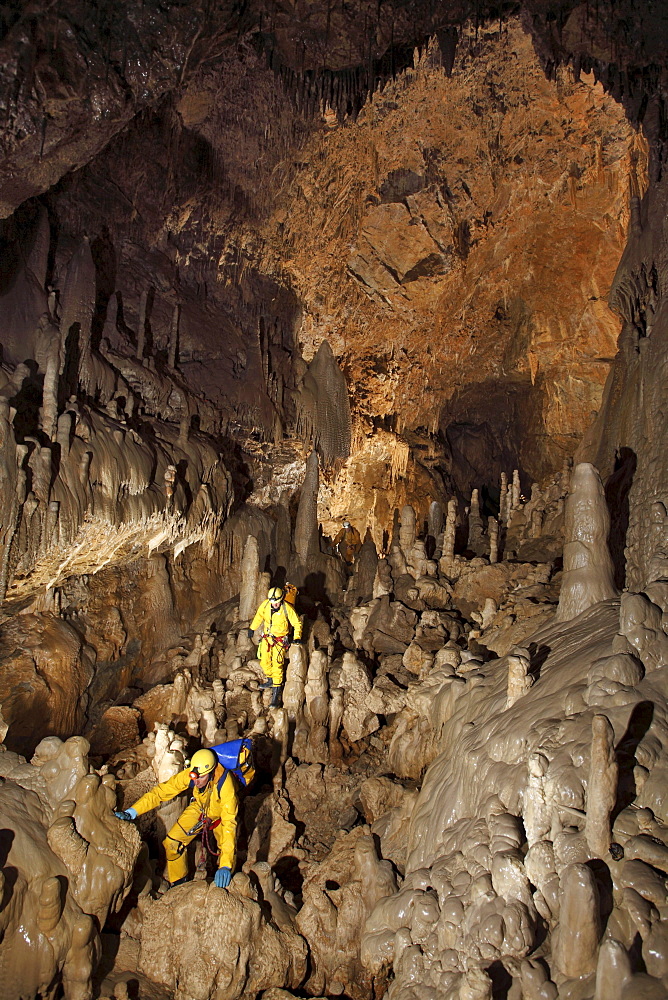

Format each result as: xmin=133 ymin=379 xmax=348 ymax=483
xmin=127 ymin=768 xmax=192 ymax=817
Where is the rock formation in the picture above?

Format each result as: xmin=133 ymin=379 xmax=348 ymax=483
xmin=1 ymin=2 xmax=668 ymax=999
xmin=556 ymin=462 xmax=618 ymax=621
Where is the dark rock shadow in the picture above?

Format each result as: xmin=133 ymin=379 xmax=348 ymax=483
xmin=527 ymin=642 xmax=551 ymax=681
xmin=615 ymin=699 xmax=654 ymax=816
xmin=486 ymin=959 xmax=513 ymax=999
xmin=586 ymin=857 xmax=614 ymax=926
xmin=605 ymin=446 xmax=637 ymax=590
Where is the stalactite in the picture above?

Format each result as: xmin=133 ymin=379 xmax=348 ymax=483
xmin=294 ymin=450 xmax=319 ymax=563
xmin=295 ymin=340 xmax=351 ymax=466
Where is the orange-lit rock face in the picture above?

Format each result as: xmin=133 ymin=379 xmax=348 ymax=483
xmin=254 ymin=18 xmax=642 ymax=507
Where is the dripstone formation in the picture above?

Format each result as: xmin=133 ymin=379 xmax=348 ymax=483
xmin=1 ymin=1 xmax=668 ymax=999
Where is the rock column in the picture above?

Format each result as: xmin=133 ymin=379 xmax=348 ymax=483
xmin=556 ymin=463 xmax=618 ymax=622
xmin=584 ymin=714 xmax=618 ymax=858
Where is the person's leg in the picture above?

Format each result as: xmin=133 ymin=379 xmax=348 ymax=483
xmin=163 ymin=801 xmax=201 ymax=884
xmin=258 ymin=638 xmax=273 ymax=686
xmin=270 ymin=642 xmax=286 ymax=686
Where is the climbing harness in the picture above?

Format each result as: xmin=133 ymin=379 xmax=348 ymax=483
xmin=184 ymin=813 xmax=221 ymax=873
xmin=261 ymin=632 xmax=290 ymax=650
xmin=195 ymin=815 xmax=221 ymax=872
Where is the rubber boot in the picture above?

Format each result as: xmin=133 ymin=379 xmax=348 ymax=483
xmin=270 ymin=685 xmax=282 ymax=708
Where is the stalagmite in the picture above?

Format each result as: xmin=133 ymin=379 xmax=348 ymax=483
xmin=340 ymin=651 xmax=378 ymax=742
xmin=511 ymin=468 xmax=521 ymax=510
xmin=283 ymin=642 xmax=308 ymax=722
xmin=57 ymin=411 xmax=73 ymax=455
xmin=506 ymin=646 xmax=532 ymax=708
xmin=427 ymin=501 xmax=443 ymax=557
xmin=500 ymin=472 xmax=509 ymax=523
xmin=467 ymin=488 xmax=484 ymax=554
xmin=304 ymin=649 xmax=329 ymax=757
xmin=584 ymin=713 xmax=618 ymax=858
xmin=530 ymin=507 xmax=543 ymax=538
xmin=594 ymin=938 xmax=632 ymax=1000
xmin=442 ymin=498 xmax=457 ymax=563
xmin=239 ymin=535 xmax=260 ymax=620
xmin=37 ymin=313 xmax=61 ymax=442
xmin=272 ymin=708 xmax=290 ymax=787
xmin=38 ymin=876 xmax=63 ymax=933
xmin=407 ymin=539 xmax=428 ymax=579
xmin=555 ymin=463 xmax=618 ymax=622
xmin=488 ymin=516 xmax=499 ymax=563
xmin=524 ymin=752 xmax=551 ymax=847
xmin=553 ymin=863 xmax=601 ymax=977
xmin=328 ymin=686 xmax=345 ymax=759
xmin=399 ymin=504 xmax=416 ymax=559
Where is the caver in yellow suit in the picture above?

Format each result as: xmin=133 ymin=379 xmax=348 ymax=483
xmin=115 ymin=744 xmax=254 ymax=888
xmin=249 ymin=586 xmax=303 ymax=693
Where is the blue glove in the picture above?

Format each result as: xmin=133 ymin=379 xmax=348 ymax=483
xmin=214 ymin=867 xmax=231 ymax=888
xmin=114 ymin=807 xmax=137 ymax=821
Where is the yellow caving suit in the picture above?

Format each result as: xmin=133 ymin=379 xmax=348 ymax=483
xmin=250 ymin=598 xmax=302 ymax=686
xmin=131 ymin=764 xmax=238 ymax=884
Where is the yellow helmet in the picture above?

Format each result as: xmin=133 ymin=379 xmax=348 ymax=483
xmin=267 ymin=586 xmax=284 ymax=601
xmin=188 ymin=748 xmax=216 ymax=778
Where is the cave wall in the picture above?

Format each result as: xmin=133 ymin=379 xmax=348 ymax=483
xmin=578 ymin=170 xmax=668 ymax=593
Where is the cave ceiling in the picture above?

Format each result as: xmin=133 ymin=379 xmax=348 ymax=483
xmin=1 ymin=0 xmax=666 ymax=526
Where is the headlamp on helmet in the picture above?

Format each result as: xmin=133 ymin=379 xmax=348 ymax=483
xmin=188 ymin=748 xmax=216 ymax=780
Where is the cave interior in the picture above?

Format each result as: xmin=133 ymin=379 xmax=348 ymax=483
xmin=1 ymin=1 xmax=668 ymax=998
